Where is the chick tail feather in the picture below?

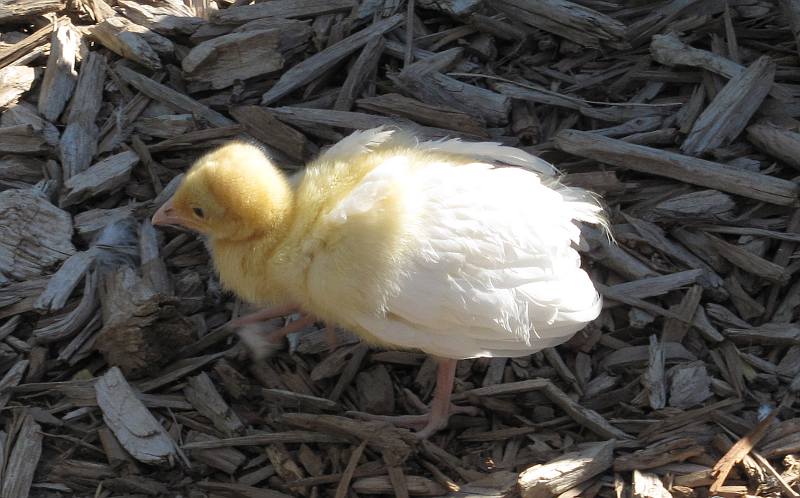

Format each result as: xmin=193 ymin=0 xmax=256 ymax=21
xmin=413 ymin=137 xmax=558 ymax=176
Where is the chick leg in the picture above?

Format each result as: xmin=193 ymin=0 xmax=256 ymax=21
xmin=347 ymin=358 xmax=476 ymax=439
xmin=415 ymin=357 xmax=458 ymax=439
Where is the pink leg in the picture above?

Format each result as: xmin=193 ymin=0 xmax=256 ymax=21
xmin=228 ymin=303 xmax=299 ymax=328
xmin=347 ymin=358 xmax=478 ymax=439
xmin=416 ymin=358 xmax=458 ymax=439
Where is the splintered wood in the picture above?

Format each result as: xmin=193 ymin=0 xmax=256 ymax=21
xmin=0 ymin=1 xmax=799 ymax=497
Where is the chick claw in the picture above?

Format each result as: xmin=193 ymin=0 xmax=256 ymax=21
xmin=348 ymin=404 xmax=479 ymax=439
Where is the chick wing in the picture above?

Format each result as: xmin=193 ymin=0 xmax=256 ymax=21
xmin=320 ymin=133 xmax=604 ymax=359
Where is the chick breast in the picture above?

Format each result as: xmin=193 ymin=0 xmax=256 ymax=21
xmin=308 ymin=132 xmax=603 ymax=359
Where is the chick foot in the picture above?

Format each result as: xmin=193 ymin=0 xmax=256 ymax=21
xmin=236 ymin=315 xmax=316 ymax=360
xmin=348 ymin=403 xmax=478 ymax=438
xmin=347 ymin=358 xmax=477 ymax=439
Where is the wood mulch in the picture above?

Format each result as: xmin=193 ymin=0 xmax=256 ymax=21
xmin=0 ymin=0 xmax=799 ymax=497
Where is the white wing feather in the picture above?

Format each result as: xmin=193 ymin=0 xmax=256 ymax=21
xmin=326 ymin=129 xmax=604 ymax=359
xmin=316 ymin=126 xmax=397 ymax=163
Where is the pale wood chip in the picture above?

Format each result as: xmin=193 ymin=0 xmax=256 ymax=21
xmin=0 ymin=188 xmax=75 ymax=280
xmin=211 ymin=0 xmax=354 ymax=25
xmin=60 ymin=150 xmax=139 ymax=207
xmin=1 ymin=412 xmax=42 ymax=498
xmin=94 ymin=366 xmax=179 ymax=465
xmin=38 ymin=22 xmax=80 ymax=122
xmin=518 ymin=440 xmax=615 ymax=498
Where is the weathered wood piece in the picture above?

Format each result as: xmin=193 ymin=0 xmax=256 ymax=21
xmin=781 ymin=0 xmax=800 ymax=55
xmin=357 ymin=93 xmax=488 ymax=137
xmin=116 ymin=65 xmax=234 ymax=128
xmin=353 ymin=475 xmax=446 ymax=496
xmin=0 ymin=0 xmax=65 ymax=23
xmin=645 ymin=335 xmax=666 ymax=410
xmin=0 ymin=188 xmax=75 ymax=280
xmin=211 ymin=0 xmax=354 ymax=25
xmin=90 ymin=16 xmax=165 ymax=71
xmin=669 ymin=361 xmax=713 ymax=409
xmin=33 ymin=250 xmax=92 ymax=313
xmin=703 ymin=233 xmax=787 ymax=283
xmin=95 ymin=367 xmax=179 ymax=465
xmin=139 ymin=219 xmax=171 ymax=296
xmin=391 ymin=58 xmax=509 ymax=126
xmin=554 ymin=129 xmax=799 ymax=206
xmin=418 ymin=0 xmax=481 ymax=16
xmin=0 ymin=359 xmax=27 ymax=412
xmin=517 ymin=440 xmax=614 ymax=498
xmin=747 ymin=121 xmax=800 ymax=171
xmin=335 ymin=35 xmax=384 ymax=111
xmin=0 ymin=66 xmax=35 ymax=109
xmin=262 ymin=14 xmax=404 ymax=105
xmin=134 ymin=114 xmax=195 ymax=139
xmin=0 ymin=104 xmax=55 ymax=148
xmin=38 ymin=23 xmax=80 ymax=122
xmin=117 ymin=0 xmax=203 ymax=36
xmin=681 ymin=56 xmax=775 ymax=155
xmin=185 ymin=372 xmax=245 ymax=436
xmin=230 ymin=106 xmax=317 ymax=162
xmin=60 ymin=150 xmax=139 ymax=207
xmin=651 ymin=33 xmax=788 ymax=100
xmin=0 ymin=125 xmax=48 ymax=154
xmin=185 ymin=431 xmax=246 ymax=474
xmin=60 ymin=51 xmax=105 ymax=179
xmin=632 ymin=470 xmax=671 ymax=498
xmin=95 ymin=266 xmax=195 ymax=379
xmin=356 ymin=365 xmax=395 ymax=415
xmin=1 ymin=413 xmax=42 ymax=498
xmin=490 ymin=0 xmax=626 ymax=49
xmin=601 ymin=343 xmax=696 ymax=369
xmin=725 ymin=323 xmax=800 ymax=345
xmin=0 ymin=21 xmax=53 ymax=69
xmin=182 ymin=26 xmax=311 ymax=91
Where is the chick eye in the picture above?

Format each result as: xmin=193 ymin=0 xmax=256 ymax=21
xmin=192 ymin=207 xmax=204 ymax=218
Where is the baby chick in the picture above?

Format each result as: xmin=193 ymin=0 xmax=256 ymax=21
xmin=152 ymin=127 xmax=605 ymax=438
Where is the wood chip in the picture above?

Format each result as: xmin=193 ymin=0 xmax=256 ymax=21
xmin=60 ymin=150 xmax=139 ymax=207
xmin=182 ymin=27 xmax=310 ymax=91
xmin=262 ymin=14 xmax=404 ymax=105
xmin=681 ymin=56 xmax=775 ymax=155
xmin=1 ymin=412 xmax=42 ymax=498
xmin=94 ymin=367 xmax=179 ymax=465
xmin=38 ymin=22 xmax=80 ymax=122
xmin=0 ymin=188 xmax=75 ymax=280
xmin=518 ymin=440 xmax=615 ymax=498
xmin=555 ymin=129 xmax=799 ymax=206
xmin=211 ymin=0 xmax=354 ymax=25
xmin=185 ymin=372 xmax=244 ymax=436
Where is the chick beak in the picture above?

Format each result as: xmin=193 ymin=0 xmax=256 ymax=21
xmin=152 ymin=198 xmax=186 ymax=228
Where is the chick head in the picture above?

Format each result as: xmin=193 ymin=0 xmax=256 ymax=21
xmin=152 ymin=141 xmax=292 ymax=241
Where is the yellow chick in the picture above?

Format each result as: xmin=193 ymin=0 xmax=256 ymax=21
xmin=152 ymin=127 xmax=605 ymax=438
